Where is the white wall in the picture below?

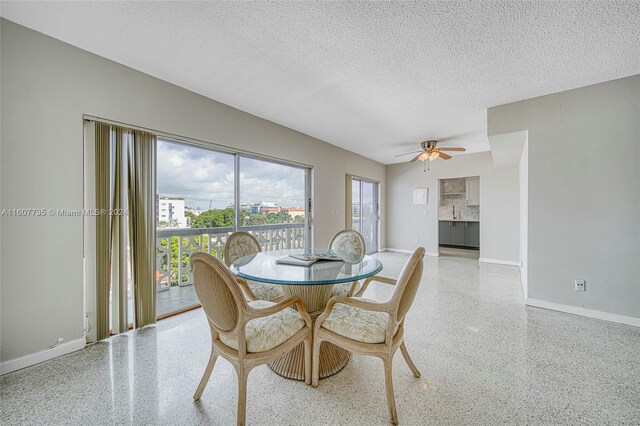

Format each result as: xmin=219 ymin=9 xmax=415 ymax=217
xmin=488 ymin=74 xmax=640 ymax=320
xmin=385 ymin=152 xmax=519 ymax=263
xmin=0 ymin=19 xmax=386 ymax=362
xmin=478 ymin=164 xmax=520 ymax=263
xmin=519 ymin=135 xmax=529 ymax=298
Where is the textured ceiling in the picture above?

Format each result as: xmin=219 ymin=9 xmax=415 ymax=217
xmin=2 ymin=1 xmax=639 ymax=164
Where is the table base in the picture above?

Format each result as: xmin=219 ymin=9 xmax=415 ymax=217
xmin=268 ymin=341 xmax=349 ymax=380
xmin=267 ymin=283 xmax=350 ymax=380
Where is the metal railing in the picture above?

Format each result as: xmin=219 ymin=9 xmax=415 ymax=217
xmin=156 ymin=223 xmax=305 ymax=291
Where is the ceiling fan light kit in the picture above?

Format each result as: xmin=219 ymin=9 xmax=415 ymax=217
xmin=397 ymin=139 xmax=466 ymax=168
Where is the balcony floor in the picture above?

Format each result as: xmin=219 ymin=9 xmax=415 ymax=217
xmin=156 ymin=285 xmax=199 ymax=318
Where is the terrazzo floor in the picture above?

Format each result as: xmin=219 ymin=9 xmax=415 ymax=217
xmin=438 ymin=247 xmax=479 ymax=259
xmin=1 ymin=252 xmax=639 ymax=425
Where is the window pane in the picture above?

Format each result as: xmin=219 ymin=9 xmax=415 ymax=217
xmin=239 ymin=157 xmax=306 ymax=249
xmin=352 ymin=179 xmax=361 ymax=232
xmin=361 ymin=181 xmax=377 ymax=252
xmin=155 ymin=140 xmax=235 ymax=318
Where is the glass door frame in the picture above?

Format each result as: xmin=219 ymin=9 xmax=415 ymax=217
xmin=155 ymin=138 xmax=314 ymax=319
xmin=161 ymin=138 xmax=313 ymax=245
xmin=232 ymin=150 xmax=313 ymax=248
xmin=349 ymin=175 xmax=380 ymax=254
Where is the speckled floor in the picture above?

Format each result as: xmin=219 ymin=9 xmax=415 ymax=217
xmin=2 ymin=252 xmax=639 ymax=425
xmin=438 ymin=247 xmax=479 ymax=259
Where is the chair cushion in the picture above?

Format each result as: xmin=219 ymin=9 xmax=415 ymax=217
xmin=331 ymin=232 xmax=365 ymax=263
xmin=219 ymin=300 xmax=305 ymax=353
xmin=321 ymin=302 xmax=389 ymax=344
xmin=249 ymin=281 xmax=284 ymax=301
xmin=331 ymin=282 xmax=355 ymax=297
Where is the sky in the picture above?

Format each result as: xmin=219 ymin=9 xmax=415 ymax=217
xmin=157 ymin=140 xmax=306 ymax=211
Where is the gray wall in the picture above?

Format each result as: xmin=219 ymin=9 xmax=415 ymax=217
xmin=0 ymin=20 xmax=386 ymax=361
xmin=488 ymin=75 xmax=640 ymax=319
xmin=386 ymin=152 xmax=520 ymax=262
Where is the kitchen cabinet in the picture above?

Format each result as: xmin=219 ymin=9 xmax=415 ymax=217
xmin=450 ymin=221 xmax=466 ymax=246
xmin=438 ymin=221 xmax=451 ymax=245
xmin=439 ymin=220 xmax=480 ymax=248
xmin=465 ymin=222 xmax=480 ymax=248
xmin=466 ymin=177 xmax=480 ymax=206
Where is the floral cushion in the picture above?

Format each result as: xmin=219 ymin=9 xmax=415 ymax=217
xmin=249 ymin=281 xmax=284 ymax=301
xmin=330 ymin=282 xmax=357 ymax=297
xmin=330 ymin=232 xmax=365 ymax=263
xmin=321 ymin=301 xmax=389 ymax=343
xmin=219 ymin=300 xmax=305 ymax=353
xmin=226 ymin=234 xmax=260 ymax=265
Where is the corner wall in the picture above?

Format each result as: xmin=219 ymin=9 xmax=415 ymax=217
xmin=488 ymin=74 xmax=640 ymax=321
xmin=0 ymin=19 xmax=386 ymax=362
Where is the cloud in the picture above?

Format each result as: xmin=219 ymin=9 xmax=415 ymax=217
xmin=157 ymin=140 xmax=305 ymax=210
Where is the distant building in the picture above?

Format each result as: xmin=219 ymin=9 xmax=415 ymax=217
xmin=282 ymin=207 xmax=305 ymax=219
xmin=158 ymin=198 xmax=187 ymax=228
xmin=260 ymin=207 xmax=281 ymax=214
xmin=250 ymin=201 xmax=278 ymax=214
xmin=227 ymin=203 xmax=251 ymax=211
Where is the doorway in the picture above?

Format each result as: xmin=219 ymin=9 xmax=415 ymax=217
xmin=438 ymin=176 xmax=480 ymax=259
xmin=350 ymin=177 xmax=379 ymax=254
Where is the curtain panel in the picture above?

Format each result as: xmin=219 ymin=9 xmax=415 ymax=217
xmin=95 ymin=123 xmax=157 ymax=339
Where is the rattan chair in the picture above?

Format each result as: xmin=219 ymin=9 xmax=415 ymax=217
xmin=224 ymin=231 xmax=284 ymax=301
xmin=312 ymin=247 xmax=425 ymax=425
xmin=190 ymin=252 xmax=313 ymax=426
xmin=328 ymin=229 xmax=366 ymax=297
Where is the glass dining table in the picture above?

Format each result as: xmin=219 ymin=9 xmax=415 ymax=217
xmin=230 ymin=248 xmax=383 ymax=381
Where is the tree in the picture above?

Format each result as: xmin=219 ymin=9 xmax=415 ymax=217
xmin=185 ymin=211 xmax=197 ymax=226
xmin=242 ymin=214 xmax=267 ymax=226
xmin=266 ymin=211 xmax=292 ymax=224
xmin=191 ymin=207 xmax=235 ymax=228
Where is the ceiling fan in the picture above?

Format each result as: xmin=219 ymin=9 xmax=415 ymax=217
xmin=395 ymin=140 xmax=466 ymax=163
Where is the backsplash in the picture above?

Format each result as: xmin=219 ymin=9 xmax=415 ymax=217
xmin=438 ymin=202 xmax=479 ymax=221
xmin=439 ymin=177 xmax=480 ymax=221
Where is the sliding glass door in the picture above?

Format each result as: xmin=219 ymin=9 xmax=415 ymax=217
xmin=351 ymin=177 xmax=379 ymax=254
xmin=155 ymin=138 xmax=311 ymax=318
xmin=155 ymin=141 xmax=235 ymax=318
xmin=239 ymin=156 xmax=310 ymax=249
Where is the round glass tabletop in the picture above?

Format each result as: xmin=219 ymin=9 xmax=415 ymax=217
xmin=230 ymin=249 xmax=383 ymax=285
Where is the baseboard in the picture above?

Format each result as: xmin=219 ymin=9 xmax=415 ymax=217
xmin=0 ymin=337 xmax=86 ymax=375
xmin=479 ymin=257 xmax=519 ymax=266
xmin=381 ymin=247 xmax=412 ymax=254
xmin=381 ymin=248 xmax=438 ymax=256
xmin=526 ymin=298 xmax=640 ymax=328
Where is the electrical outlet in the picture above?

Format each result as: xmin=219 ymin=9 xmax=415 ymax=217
xmin=414 ymin=237 xmax=420 ymax=244
xmin=575 ymin=279 xmax=586 ymax=291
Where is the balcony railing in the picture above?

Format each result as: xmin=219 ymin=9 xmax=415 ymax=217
xmin=156 ymin=223 xmax=305 ymax=291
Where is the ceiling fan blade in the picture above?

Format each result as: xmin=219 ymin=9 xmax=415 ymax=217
xmin=395 ymin=150 xmax=423 ymax=157
xmin=438 ymin=152 xmax=452 ymax=160
xmin=409 ymin=153 xmax=423 ymax=163
xmin=436 ymin=147 xmax=466 ymax=152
